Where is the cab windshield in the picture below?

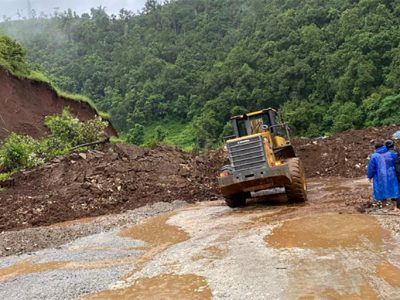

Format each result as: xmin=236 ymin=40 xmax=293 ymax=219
xmin=234 ymin=113 xmax=272 ymax=137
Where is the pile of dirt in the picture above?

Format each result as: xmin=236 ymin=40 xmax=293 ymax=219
xmin=0 ymin=68 xmax=116 ymax=141
xmin=293 ymin=125 xmax=400 ymax=178
xmin=0 ymin=144 xmax=220 ymax=231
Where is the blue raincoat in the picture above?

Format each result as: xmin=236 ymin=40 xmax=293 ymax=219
xmin=367 ymin=146 xmax=399 ymax=201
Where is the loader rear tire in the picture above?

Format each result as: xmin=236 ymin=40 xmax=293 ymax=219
xmin=225 ymin=192 xmax=249 ymax=208
xmin=285 ymin=158 xmax=307 ymax=203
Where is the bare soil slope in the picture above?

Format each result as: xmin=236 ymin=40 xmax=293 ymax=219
xmin=0 ymin=68 xmax=116 ymax=141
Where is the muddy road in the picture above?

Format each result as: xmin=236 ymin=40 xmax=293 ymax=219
xmin=1 ymin=177 xmax=400 ymax=299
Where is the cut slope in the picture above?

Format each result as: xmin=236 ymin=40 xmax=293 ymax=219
xmin=0 ymin=68 xmax=116 ymax=141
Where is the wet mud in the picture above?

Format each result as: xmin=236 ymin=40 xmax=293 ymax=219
xmin=85 ymin=274 xmax=212 ymax=300
xmin=322 ymin=283 xmax=379 ymax=299
xmin=0 ymin=256 xmax=135 ymax=283
xmin=2 ymin=176 xmax=400 ymax=299
xmin=265 ymin=214 xmax=386 ymax=249
xmin=118 ymin=213 xmax=189 ymax=246
xmin=376 ymin=262 xmax=400 ymax=288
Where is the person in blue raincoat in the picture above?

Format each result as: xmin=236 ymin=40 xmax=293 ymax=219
xmin=368 ymin=142 xmax=399 ymax=208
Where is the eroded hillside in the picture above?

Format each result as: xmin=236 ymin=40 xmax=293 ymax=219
xmin=0 ymin=68 xmax=116 ymax=141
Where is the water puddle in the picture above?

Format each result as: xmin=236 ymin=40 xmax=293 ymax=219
xmin=265 ymin=214 xmax=386 ymax=249
xmin=118 ymin=212 xmax=190 ymax=281
xmin=0 ymin=257 xmax=135 ymax=283
xmin=376 ymin=262 xmax=400 ymax=287
xmin=0 ymin=260 xmax=65 ymax=283
xmin=322 ymin=282 xmax=378 ymax=299
xmin=84 ymin=274 xmax=212 ymax=300
xmin=118 ymin=213 xmax=189 ymax=246
xmin=0 ymin=213 xmax=184 ymax=282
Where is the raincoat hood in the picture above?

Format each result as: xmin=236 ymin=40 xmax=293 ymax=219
xmin=376 ymin=146 xmax=388 ymax=154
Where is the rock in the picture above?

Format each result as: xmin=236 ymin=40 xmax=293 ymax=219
xmin=79 ymin=153 xmax=87 ymax=160
xmin=70 ymin=153 xmax=80 ymax=160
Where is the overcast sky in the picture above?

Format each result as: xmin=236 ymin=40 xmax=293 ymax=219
xmin=1 ymin=0 xmax=148 ymax=19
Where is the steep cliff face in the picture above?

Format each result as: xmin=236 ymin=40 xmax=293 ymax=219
xmin=0 ymin=68 xmax=117 ymax=141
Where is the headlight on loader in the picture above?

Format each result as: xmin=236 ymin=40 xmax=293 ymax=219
xmin=219 ymin=171 xmax=230 ymax=177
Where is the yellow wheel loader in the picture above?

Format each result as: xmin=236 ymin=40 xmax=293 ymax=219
xmin=218 ymin=108 xmax=307 ymax=208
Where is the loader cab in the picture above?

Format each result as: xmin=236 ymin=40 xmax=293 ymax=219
xmin=229 ymin=108 xmax=295 ymax=158
xmin=231 ymin=108 xmax=282 ymax=139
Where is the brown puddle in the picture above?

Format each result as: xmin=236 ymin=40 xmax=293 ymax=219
xmin=84 ymin=274 xmax=212 ymax=300
xmin=0 ymin=257 xmax=136 ymax=283
xmin=0 ymin=260 xmax=65 ymax=283
xmin=118 ymin=213 xmax=189 ymax=246
xmin=299 ymin=282 xmax=378 ymax=300
xmin=118 ymin=212 xmax=190 ymax=281
xmin=265 ymin=214 xmax=386 ymax=249
xmin=322 ymin=282 xmax=378 ymax=299
xmin=376 ymin=262 xmax=400 ymax=287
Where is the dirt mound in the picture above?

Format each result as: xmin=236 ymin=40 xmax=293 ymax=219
xmin=0 ymin=144 xmax=219 ymax=231
xmin=0 ymin=68 xmax=116 ymax=141
xmin=293 ymin=125 xmax=400 ymax=178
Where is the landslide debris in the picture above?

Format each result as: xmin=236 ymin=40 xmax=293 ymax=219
xmin=293 ymin=125 xmax=400 ymax=178
xmin=1 ymin=124 xmax=397 ymax=232
xmin=0 ymin=68 xmax=116 ymax=141
xmin=0 ymin=144 xmax=220 ymax=231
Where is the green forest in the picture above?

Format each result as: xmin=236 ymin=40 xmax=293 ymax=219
xmin=2 ymin=0 xmax=400 ymax=148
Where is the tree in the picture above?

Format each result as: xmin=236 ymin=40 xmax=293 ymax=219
xmin=154 ymin=126 xmax=167 ymax=142
xmin=126 ymin=124 xmax=145 ymax=145
xmin=3 ymin=0 xmax=400 ymax=145
xmin=0 ymin=35 xmax=29 ymax=75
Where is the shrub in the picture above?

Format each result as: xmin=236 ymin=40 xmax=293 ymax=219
xmin=78 ymin=117 xmax=108 ymax=144
xmin=45 ymin=107 xmax=108 ymax=151
xmin=45 ymin=107 xmax=81 ymax=150
xmin=154 ymin=126 xmax=167 ymax=142
xmin=0 ymin=133 xmax=38 ymax=171
xmin=0 ymin=108 xmax=109 ymax=173
xmin=126 ymin=124 xmax=145 ymax=145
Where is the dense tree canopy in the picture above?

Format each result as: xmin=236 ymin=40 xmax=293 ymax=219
xmin=2 ymin=0 xmax=400 ymax=147
xmin=0 ymin=35 xmax=29 ymax=75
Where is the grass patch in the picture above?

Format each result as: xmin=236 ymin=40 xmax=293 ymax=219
xmin=143 ymin=120 xmax=195 ymax=151
xmin=0 ymin=171 xmax=14 ymax=182
xmin=110 ymin=136 xmax=126 ymax=144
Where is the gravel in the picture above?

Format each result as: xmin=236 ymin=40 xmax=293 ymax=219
xmin=0 ymin=266 xmax=131 ymax=300
xmin=0 ymin=200 xmax=188 ymax=257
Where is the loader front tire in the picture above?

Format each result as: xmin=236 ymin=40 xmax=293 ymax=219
xmin=225 ymin=192 xmax=249 ymax=208
xmin=285 ymin=158 xmax=307 ymax=203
